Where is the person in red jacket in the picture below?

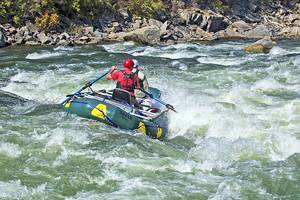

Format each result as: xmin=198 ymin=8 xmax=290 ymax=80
xmin=107 ymin=58 xmax=140 ymax=106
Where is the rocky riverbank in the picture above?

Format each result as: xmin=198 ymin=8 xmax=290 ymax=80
xmin=0 ymin=1 xmax=299 ymax=48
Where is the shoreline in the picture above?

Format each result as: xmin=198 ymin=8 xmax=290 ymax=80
xmin=1 ymin=4 xmax=299 ymax=48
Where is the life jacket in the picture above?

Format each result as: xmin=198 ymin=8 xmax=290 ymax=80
xmin=116 ymin=70 xmax=137 ymax=94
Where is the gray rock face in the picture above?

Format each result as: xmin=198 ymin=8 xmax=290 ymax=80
xmin=244 ymin=24 xmax=270 ymax=38
xmin=0 ymin=26 xmax=7 ymax=48
xmin=206 ymin=15 xmax=229 ymax=32
xmin=230 ymin=20 xmax=252 ymax=32
xmin=123 ymin=26 xmax=160 ymax=45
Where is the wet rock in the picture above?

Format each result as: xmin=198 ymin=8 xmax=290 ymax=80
xmin=243 ymin=36 xmax=276 ymax=53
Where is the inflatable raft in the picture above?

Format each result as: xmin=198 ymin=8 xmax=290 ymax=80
xmin=63 ymin=87 xmax=169 ymax=139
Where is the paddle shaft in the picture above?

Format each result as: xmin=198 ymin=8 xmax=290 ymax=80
xmin=61 ymin=69 xmax=110 ymax=105
xmin=141 ymin=89 xmax=177 ymax=112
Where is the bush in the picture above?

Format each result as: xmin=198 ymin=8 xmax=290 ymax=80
xmin=35 ymin=11 xmax=59 ymax=30
xmin=128 ymin=0 xmax=165 ymax=18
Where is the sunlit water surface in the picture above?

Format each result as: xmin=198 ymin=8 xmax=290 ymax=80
xmin=0 ymin=40 xmax=300 ymax=199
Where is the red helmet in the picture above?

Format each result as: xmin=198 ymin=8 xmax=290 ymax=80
xmin=123 ymin=58 xmax=134 ymax=70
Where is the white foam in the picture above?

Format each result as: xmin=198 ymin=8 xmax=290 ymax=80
xmin=54 ymin=46 xmax=75 ymax=51
xmin=197 ymin=56 xmax=248 ymax=66
xmin=171 ymin=61 xmax=188 ymax=70
xmin=0 ymin=180 xmax=46 ymax=199
xmin=26 ymin=51 xmax=63 ymax=60
xmin=102 ymin=41 xmax=136 ymax=53
xmin=1 ymin=68 xmax=107 ymax=103
xmin=269 ymin=46 xmax=289 ymax=56
xmin=0 ymin=142 xmax=22 ymax=158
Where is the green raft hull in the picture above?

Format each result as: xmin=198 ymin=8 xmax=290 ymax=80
xmin=63 ymin=88 xmax=168 ymax=139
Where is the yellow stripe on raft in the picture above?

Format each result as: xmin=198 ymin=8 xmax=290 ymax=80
xmin=64 ymin=100 xmax=72 ymax=108
xmin=137 ymin=122 xmax=146 ymax=135
xmin=157 ymin=127 xmax=163 ymax=139
xmin=91 ymin=104 xmax=107 ymax=119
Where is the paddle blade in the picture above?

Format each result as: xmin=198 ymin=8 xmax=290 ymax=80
xmin=166 ymin=104 xmax=177 ymax=112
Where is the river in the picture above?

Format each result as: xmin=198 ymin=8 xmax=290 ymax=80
xmin=0 ymin=40 xmax=300 ymax=199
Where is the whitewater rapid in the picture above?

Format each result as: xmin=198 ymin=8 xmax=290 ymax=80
xmin=0 ymin=40 xmax=300 ymax=199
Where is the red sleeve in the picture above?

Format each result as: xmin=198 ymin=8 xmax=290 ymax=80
xmin=110 ymin=70 xmax=121 ymax=81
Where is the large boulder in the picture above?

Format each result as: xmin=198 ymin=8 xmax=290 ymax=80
xmin=244 ymin=24 xmax=270 ymax=38
xmin=0 ymin=26 xmax=7 ymax=48
xmin=230 ymin=20 xmax=252 ymax=33
xmin=243 ymin=36 xmax=276 ymax=53
xmin=206 ymin=15 xmax=229 ymax=32
xmin=123 ymin=26 xmax=160 ymax=45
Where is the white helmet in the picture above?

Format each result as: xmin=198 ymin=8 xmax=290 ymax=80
xmin=133 ymin=59 xmax=139 ymax=69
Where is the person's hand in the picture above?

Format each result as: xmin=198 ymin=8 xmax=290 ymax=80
xmin=110 ymin=66 xmax=117 ymax=72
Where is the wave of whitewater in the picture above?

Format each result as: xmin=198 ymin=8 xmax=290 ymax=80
xmin=2 ymin=41 xmax=300 ymax=165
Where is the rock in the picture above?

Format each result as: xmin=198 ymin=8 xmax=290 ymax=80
xmin=160 ymin=31 xmax=173 ymax=41
xmin=7 ymin=27 xmax=17 ymax=35
xmin=206 ymin=15 xmax=229 ymax=32
xmin=118 ymin=8 xmax=131 ymax=21
xmin=148 ymin=19 xmax=163 ymax=28
xmin=293 ymin=20 xmax=300 ymax=26
xmin=244 ymin=24 xmax=270 ymax=38
xmin=280 ymin=26 xmax=300 ymax=37
xmin=215 ymin=28 xmax=245 ymax=39
xmin=25 ymin=21 xmax=39 ymax=35
xmin=57 ymin=39 xmax=69 ymax=46
xmin=286 ymin=14 xmax=300 ymax=24
xmin=6 ymin=36 xmax=15 ymax=44
xmin=37 ymin=32 xmax=51 ymax=44
xmin=111 ymin=22 xmax=122 ymax=33
xmin=123 ymin=26 xmax=160 ymax=45
xmin=156 ymin=10 xmax=170 ymax=22
xmin=194 ymin=27 xmax=214 ymax=40
xmin=87 ymin=37 xmax=101 ymax=45
xmin=58 ymin=32 xmax=71 ymax=40
xmin=83 ymin=26 xmax=94 ymax=35
xmin=190 ymin=12 xmax=203 ymax=25
xmin=15 ymin=36 xmax=25 ymax=45
xmin=230 ymin=20 xmax=252 ymax=32
xmin=131 ymin=20 xmax=143 ymax=30
xmin=243 ymin=36 xmax=276 ymax=53
xmin=160 ymin=21 xmax=170 ymax=35
xmin=0 ymin=26 xmax=7 ymax=48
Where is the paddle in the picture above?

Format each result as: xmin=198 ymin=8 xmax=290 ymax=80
xmin=141 ymin=89 xmax=177 ymax=113
xmin=61 ymin=69 xmax=110 ymax=105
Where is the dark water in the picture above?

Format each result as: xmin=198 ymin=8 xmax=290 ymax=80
xmin=0 ymin=40 xmax=300 ymax=199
